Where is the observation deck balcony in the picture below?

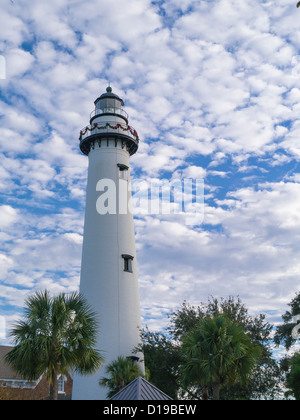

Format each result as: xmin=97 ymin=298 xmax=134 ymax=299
xmin=79 ymin=122 xmax=139 ymax=156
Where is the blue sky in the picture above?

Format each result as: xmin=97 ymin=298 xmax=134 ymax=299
xmin=0 ymin=0 xmax=300 ymax=356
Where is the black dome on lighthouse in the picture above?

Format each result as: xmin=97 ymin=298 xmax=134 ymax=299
xmin=94 ymin=86 xmax=124 ymax=106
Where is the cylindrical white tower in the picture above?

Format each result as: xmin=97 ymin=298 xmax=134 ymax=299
xmin=72 ymin=87 xmax=144 ymax=400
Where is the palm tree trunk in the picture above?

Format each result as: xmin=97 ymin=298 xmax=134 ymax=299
xmin=49 ymin=371 xmax=58 ymax=400
xmin=202 ymin=386 xmax=209 ymax=400
xmin=119 ymin=378 xmax=125 ymax=390
xmin=213 ymin=378 xmax=221 ymax=400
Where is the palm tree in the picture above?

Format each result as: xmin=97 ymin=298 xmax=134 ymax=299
xmin=5 ymin=290 xmax=104 ymax=400
xmin=99 ymin=356 xmax=146 ymax=398
xmin=181 ymin=316 xmax=262 ymax=400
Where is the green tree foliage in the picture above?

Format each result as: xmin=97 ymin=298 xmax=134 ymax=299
xmin=285 ymin=352 xmax=300 ymax=400
xmin=274 ymin=292 xmax=300 ymax=350
xmin=274 ymin=292 xmax=300 ymax=400
xmin=5 ymin=290 xmax=103 ymax=400
xmin=169 ymin=297 xmax=272 ymax=346
xmin=180 ymin=316 xmax=262 ymax=400
xmin=138 ymin=328 xmax=182 ymax=399
xmin=171 ymin=297 xmax=282 ymax=399
xmin=99 ymin=356 xmax=145 ymax=398
xmin=141 ymin=296 xmax=282 ymax=400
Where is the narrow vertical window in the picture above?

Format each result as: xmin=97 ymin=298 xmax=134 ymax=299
xmin=58 ymin=375 xmax=65 ymax=394
xmin=118 ymin=163 xmax=129 ymax=181
xmin=122 ymin=254 xmax=134 ymax=272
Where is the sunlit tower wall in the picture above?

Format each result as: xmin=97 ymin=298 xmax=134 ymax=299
xmin=72 ymin=87 xmax=144 ymax=400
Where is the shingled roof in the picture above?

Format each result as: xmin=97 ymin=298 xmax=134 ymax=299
xmin=0 ymin=346 xmax=24 ymax=381
xmin=110 ymin=376 xmax=173 ymax=400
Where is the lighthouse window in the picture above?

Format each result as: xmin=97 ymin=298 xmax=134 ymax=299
xmin=118 ymin=164 xmax=129 ymax=181
xmin=122 ymin=254 xmax=134 ymax=272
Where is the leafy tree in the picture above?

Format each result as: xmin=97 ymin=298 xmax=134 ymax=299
xmin=137 ymin=328 xmax=182 ymax=399
xmin=169 ymin=296 xmax=272 ymax=345
xmin=5 ymin=290 xmax=103 ymax=400
xmin=274 ymin=293 xmax=300 ymax=400
xmin=274 ymin=292 xmax=300 ymax=350
xmin=99 ymin=356 xmax=145 ymax=398
xmin=220 ymin=357 xmax=283 ymax=400
xmin=285 ymin=352 xmax=300 ymax=400
xmin=169 ymin=296 xmax=281 ymax=399
xmin=137 ymin=296 xmax=281 ymax=400
xmin=180 ymin=316 xmax=262 ymax=400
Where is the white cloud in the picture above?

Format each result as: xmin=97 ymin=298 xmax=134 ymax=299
xmin=21 ymin=0 xmax=77 ymax=49
xmin=64 ymin=232 xmax=83 ymax=245
xmin=0 ymin=285 xmax=29 ymax=308
xmin=135 ymin=180 xmax=300 ymax=327
xmin=0 ymin=8 xmax=26 ymax=47
xmin=0 ymin=254 xmax=14 ymax=278
xmin=173 ymin=165 xmax=206 ymax=180
xmin=6 ymin=48 xmax=35 ymax=78
xmin=0 ymin=205 xmax=19 ymax=228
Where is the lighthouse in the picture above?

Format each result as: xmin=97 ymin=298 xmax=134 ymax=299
xmin=72 ymin=87 xmax=144 ymax=400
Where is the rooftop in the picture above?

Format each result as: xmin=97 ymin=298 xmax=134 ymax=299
xmin=0 ymin=346 xmax=24 ymax=381
xmin=110 ymin=376 xmax=173 ymax=401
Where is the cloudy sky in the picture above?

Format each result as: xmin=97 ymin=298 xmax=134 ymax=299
xmin=0 ymin=0 xmax=300 ymax=353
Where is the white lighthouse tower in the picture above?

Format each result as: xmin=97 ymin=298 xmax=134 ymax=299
xmin=72 ymin=87 xmax=144 ymax=400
